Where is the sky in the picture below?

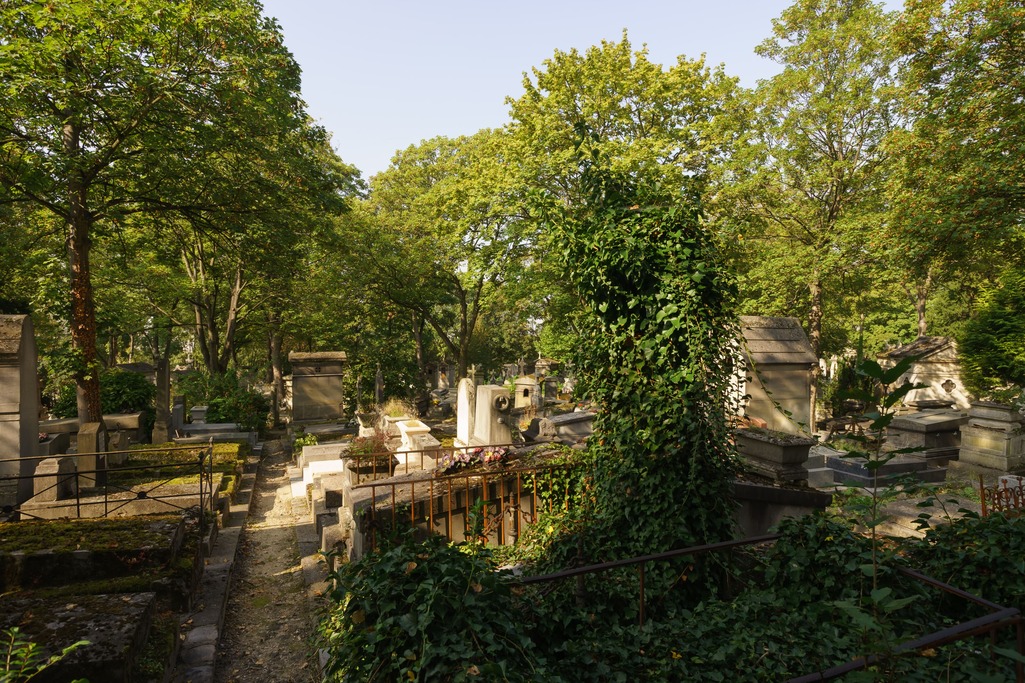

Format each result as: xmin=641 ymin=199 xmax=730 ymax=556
xmin=258 ymin=1 xmax=897 ymax=181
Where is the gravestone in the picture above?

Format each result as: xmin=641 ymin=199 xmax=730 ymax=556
xmin=513 ymin=377 xmax=539 ymax=411
xmin=886 ymin=409 xmax=967 ymax=466
xmin=957 ymin=402 xmax=1025 ymax=472
xmin=473 ymin=385 xmax=512 ymax=446
xmin=0 ymin=315 xmax=39 ymax=504
xmin=77 ymin=421 xmax=108 ymax=488
xmin=290 ymin=351 xmax=347 ymax=421
xmin=375 ymin=364 xmax=384 ymax=406
xmin=739 ymin=316 xmax=817 ymax=435
xmin=454 ymin=378 xmax=476 ymax=450
xmin=171 ymin=396 xmax=185 ymax=436
xmin=151 ymin=357 xmax=171 ymax=444
xmin=32 ymin=456 xmax=76 ymax=502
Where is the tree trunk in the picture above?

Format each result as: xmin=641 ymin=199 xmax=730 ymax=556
xmin=914 ymin=271 xmax=932 ymax=338
xmin=808 ymin=275 xmax=823 ymax=431
xmin=65 ymin=119 xmax=102 ymax=425
xmin=268 ymin=310 xmax=284 ymax=427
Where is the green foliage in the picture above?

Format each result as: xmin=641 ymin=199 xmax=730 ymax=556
xmin=292 ymin=431 xmax=318 ymax=449
xmin=958 ymin=268 xmax=1025 ymax=398
xmin=176 ymin=370 xmax=269 ymax=432
xmin=0 ymin=627 xmax=88 ymax=683
xmin=318 ymin=535 xmax=544 ymax=682
xmin=545 ymin=156 xmax=740 ymax=597
xmin=838 ymin=355 xmax=926 ymax=588
xmin=348 ymin=430 xmax=389 ymax=457
xmin=50 ymin=369 xmax=155 ymax=426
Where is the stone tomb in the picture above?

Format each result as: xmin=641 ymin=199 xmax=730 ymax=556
xmin=739 ymin=316 xmax=816 ymax=435
xmin=886 ymin=409 xmax=967 ymax=466
xmin=289 ymin=351 xmax=347 ymax=422
xmin=957 ymin=402 xmax=1025 ymax=472
xmin=877 ymin=336 xmax=970 ymax=411
xmin=0 ymin=315 xmax=39 ymax=505
xmin=395 ymin=419 xmax=441 ymax=471
xmin=454 ymin=380 xmax=512 ymax=449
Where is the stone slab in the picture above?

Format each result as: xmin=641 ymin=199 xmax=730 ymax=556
xmin=0 ymin=592 xmax=155 ymax=683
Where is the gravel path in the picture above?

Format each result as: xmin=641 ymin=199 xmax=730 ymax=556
xmin=214 ymin=448 xmax=321 ymax=683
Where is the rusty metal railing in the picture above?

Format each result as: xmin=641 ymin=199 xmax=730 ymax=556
xmin=512 ymin=533 xmax=1023 ymax=681
xmin=351 ymin=460 xmax=582 ymax=552
xmin=981 ymin=475 xmax=1025 ymax=518
xmin=0 ymin=444 xmax=215 ymax=536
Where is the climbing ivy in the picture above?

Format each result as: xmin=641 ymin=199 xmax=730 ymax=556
xmin=543 ymin=150 xmax=741 ymax=593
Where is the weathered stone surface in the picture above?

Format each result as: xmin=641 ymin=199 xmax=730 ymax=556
xmin=0 ymin=592 xmax=156 ymax=683
xmin=0 ymin=315 xmax=38 ymax=504
xmin=740 ymin=316 xmax=815 ymax=435
xmin=289 ymin=351 xmax=347 ymax=421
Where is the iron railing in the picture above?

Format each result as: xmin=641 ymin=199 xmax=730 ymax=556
xmin=512 ymin=533 xmax=1024 ymax=682
xmin=0 ymin=444 xmax=215 ymax=536
xmin=981 ymin=475 xmax=1025 ymax=518
xmin=349 ymin=454 xmax=581 ymax=552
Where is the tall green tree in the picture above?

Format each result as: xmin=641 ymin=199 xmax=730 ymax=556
xmin=0 ymin=0 xmax=325 ymax=422
xmin=508 ymin=34 xmax=739 ymax=357
xmin=885 ymin=0 xmax=1025 ymax=309
xmin=351 ymin=129 xmax=525 ymax=381
xmin=714 ymin=0 xmax=897 ymax=421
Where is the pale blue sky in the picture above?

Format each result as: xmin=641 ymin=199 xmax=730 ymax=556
xmin=259 ymin=1 xmax=900 ymax=181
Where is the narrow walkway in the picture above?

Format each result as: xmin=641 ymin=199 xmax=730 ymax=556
xmin=213 ymin=446 xmax=321 ymax=683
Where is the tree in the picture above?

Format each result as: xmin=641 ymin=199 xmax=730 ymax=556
xmin=714 ymin=0 xmax=897 ymax=423
xmin=0 ymin=0 xmax=325 ymax=422
xmin=885 ymin=0 xmax=1025 ymax=316
xmin=508 ymin=35 xmax=740 ymax=355
xmin=350 ymin=129 xmax=525 ymax=381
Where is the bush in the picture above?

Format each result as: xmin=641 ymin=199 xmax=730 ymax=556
xmin=176 ymin=370 xmax=269 ymax=432
xmin=50 ymin=369 xmax=155 ymax=427
xmin=958 ymin=268 xmax=1025 ymax=398
xmin=319 ymin=534 xmax=544 ymax=682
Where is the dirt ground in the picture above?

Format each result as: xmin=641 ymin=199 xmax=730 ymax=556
xmin=214 ymin=448 xmax=321 ymax=683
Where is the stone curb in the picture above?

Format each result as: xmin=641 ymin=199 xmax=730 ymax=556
xmin=171 ymin=449 xmax=262 ymax=683
xmin=287 ymin=460 xmax=332 ymax=679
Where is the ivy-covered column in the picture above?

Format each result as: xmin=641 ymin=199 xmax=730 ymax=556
xmin=551 ymin=161 xmax=741 ymax=593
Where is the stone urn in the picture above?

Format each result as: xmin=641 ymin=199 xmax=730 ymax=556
xmin=734 ymin=428 xmax=815 ymax=484
xmin=380 ymin=414 xmax=412 ymax=438
xmin=355 ymin=411 xmax=377 ymax=438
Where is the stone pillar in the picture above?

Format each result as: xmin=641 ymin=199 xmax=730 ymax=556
xmin=454 ymin=378 xmax=476 ymax=449
xmin=152 ymin=357 xmax=171 ymax=444
xmin=77 ymin=421 xmax=108 ymax=488
xmin=171 ymin=396 xmax=185 ymax=436
xmin=0 ymin=315 xmax=40 ymax=504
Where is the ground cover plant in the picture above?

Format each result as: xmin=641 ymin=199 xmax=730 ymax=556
xmin=320 ymin=510 xmax=1025 ymax=682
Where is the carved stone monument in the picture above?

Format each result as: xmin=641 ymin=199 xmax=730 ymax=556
xmin=77 ymin=420 xmax=109 ymax=488
xmin=0 ymin=315 xmax=40 ymax=504
xmin=289 ymin=351 xmax=348 ymax=421
xmin=454 ymin=378 xmax=476 ymax=450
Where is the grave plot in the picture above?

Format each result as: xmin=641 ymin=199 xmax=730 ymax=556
xmin=0 ymin=513 xmax=207 ymax=682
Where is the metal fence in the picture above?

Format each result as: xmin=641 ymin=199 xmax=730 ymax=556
xmin=513 ymin=533 xmax=1024 ymax=682
xmin=345 ymin=443 xmax=581 ymax=552
xmin=981 ymin=475 xmax=1025 ymax=518
xmin=0 ymin=444 xmax=215 ymax=535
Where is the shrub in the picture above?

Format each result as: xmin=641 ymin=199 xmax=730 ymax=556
xmin=50 ymin=369 xmax=155 ymax=428
xmin=319 ymin=534 xmax=544 ymax=682
xmin=176 ymin=370 xmax=269 ymax=432
xmin=958 ymin=267 xmax=1025 ymax=399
